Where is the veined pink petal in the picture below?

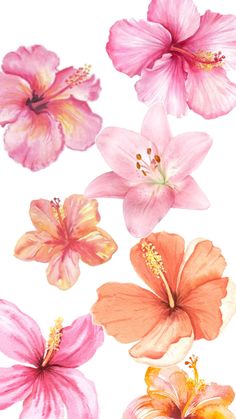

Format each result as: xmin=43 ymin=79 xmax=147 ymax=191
xmin=14 ymin=231 xmax=61 ymax=262
xmin=184 ymin=10 xmax=236 ymax=69
xmin=48 ymin=98 xmax=102 ymax=151
xmin=0 ymin=72 xmax=30 ymax=126
xmin=77 ymin=227 xmax=117 ymax=265
xmin=136 ymin=54 xmax=188 ymax=117
xmin=164 ymin=131 xmax=212 ymax=181
xmin=173 ymin=176 xmax=210 ymax=209
xmin=123 ymin=183 xmax=175 ymax=237
xmin=189 ymin=382 xmax=235 ymax=415
xmin=51 ymin=314 xmax=104 ymax=368
xmin=2 ymin=45 xmax=59 ymax=94
xmin=141 ymin=104 xmax=172 ymax=154
xmin=4 ymin=109 xmax=64 ymax=171
xmin=85 ymin=172 xmax=133 ymax=198
xmin=186 ymin=66 xmax=236 ymax=119
xmin=46 ymin=250 xmax=80 ymax=290
xmin=0 ymin=365 xmax=37 ymax=409
xmin=96 ymin=127 xmax=150 ymax=180
xmin=92 ymin=282 xmax=167 ymax=343
xmin=123 ymin=395 xmax=178 ymax=418
xmin=0 ymin=300 xmax=45 ymax=365
xmin=107 ymin=19 xmax=171 ymax=76
xmin=130 ymin=308 xmax=193 ymax=367
xmin=63 ymin=194 xmax=100 ymax=236
xmin=30 ymin=199 xmax=60 ymax=238
xmin=147 ymin=0 xmax=200 ymax=43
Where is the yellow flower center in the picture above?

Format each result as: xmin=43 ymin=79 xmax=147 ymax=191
xmin=41 ymin=317 xmax=63 ymax=367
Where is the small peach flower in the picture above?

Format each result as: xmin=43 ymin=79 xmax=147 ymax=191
xmin=15 ymin=195 xmax=117 ymax=290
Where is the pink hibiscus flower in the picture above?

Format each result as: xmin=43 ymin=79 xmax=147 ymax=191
xmin=124 ymin=357 xmax=235 ymax=418
xmin=92 ymin=232 xmax=236 ymax=367
xmin=107 ymin=0 xmax=236 ymax=118
xmin=14 ymin=194 xmax=117 ymax=290
xmin=86 ymin=104 xmax=212 ymax=237
xmin=0 ymin=45 xmax=102 ymax=170
xmin=0 ymin=300 xmax=104 ymax=418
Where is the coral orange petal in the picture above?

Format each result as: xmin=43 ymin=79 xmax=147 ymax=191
xmin=46 ymin=250 xmax=80 ymax=290
xmin=192 ymin=404 xmax=235 ymax=419
xmin=77 ymin=228 xmax=117 ymax=266
xmin=29 ymin=199 xmax=61 ymax=238
xmin=14 ymin=231 xmax=61 ymax=262
xmin=190 ymin=383 xmax=235 ymax=414
xmin=123 ymin=395 xmax=178 ymax=418
xmin=63 ymin=195 xmax=100 ymax=236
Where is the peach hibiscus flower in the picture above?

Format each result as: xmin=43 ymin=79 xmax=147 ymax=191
xmin=0 ymin=45 xmax=102 ymax=170
xmin=15 ymin=195 xmax=117 ymax=290
xmin=92 ymin=232 xmax=236 ymax=366
xmin=124 ymin=356 xmax=235 ymax=418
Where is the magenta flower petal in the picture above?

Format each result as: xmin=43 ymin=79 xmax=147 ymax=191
xmin=136 ymin=54 xmax=188 ymax=117
xmin=4 ymin=109 xmax=64 ymax=171
xmin=2 ymin=45 xmax=59 ymax=94
xmin=173 ymin=176 xmax=210 ymax=210
xmin=51 ymin=314 xmax=104 ymax=368
xmin=123 ymin=184 xmax=175 ymax=237
xmin=0 ymin=73 xmax=30 ymax=126
xmin=141 ymin=103 xmax=172 ymax=154
xmin=107 ymin=19 xmax=171 ymax=77
xmin=147 ymin=0 xmax=200 ymax=43
xmin=85 ymin=171 xmax=133 ymax=198
xmin=0 ymin=300 xmax=45 ymax=365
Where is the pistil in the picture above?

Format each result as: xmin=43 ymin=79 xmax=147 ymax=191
xmin=170 ymin=46 xmax=225 ymax=70
xmin=41 ymin=317 xmax=63 ymax=367
xmin=182 ymin=356 xmax=205 ymax=418
xmin=50 ymin=197 xmax=68 ymax=239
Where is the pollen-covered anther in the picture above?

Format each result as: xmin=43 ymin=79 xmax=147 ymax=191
xmin=141 ymin=241 xmax=165 ymax=277
xmin=65 ymin=64 xmax=92 ymax=87
xmin=196 ymin=50 xmax=225 ymax=71
xmin=47 ymin=317 xmax=64 ymax=351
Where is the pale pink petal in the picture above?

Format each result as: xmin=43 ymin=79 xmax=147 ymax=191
xmin=46 ymin=249 xmax=80 ymax=290
xmin=147 ymin=0 xmax=200 ymax=43
xmin=0 ymin=300 xmax=45 ymax=365
xmin=0 ymin=72 xmax=30 ymax=125
xmin=85 ymin=172 xmax=133 ymax=198
xmin=48 ymin=98 xmax=102 ymax=151
xmin=141 ymin=104 xmax=172 ymax=154
xmin=77 ymin=227 xmax=117 ymax=265
xmin=123 ymin=183 xmax=175 ymax=237
xmin=96 ymin=127 xmax=150 ymax=180
xmin=184 ymin=10 xmax=236 ymax=69
xmin=107 ymin=19 xmax=171 ymax=76
xmin=186 ymin=66 xmax=236 ymax=119
xmin=123 ymin=395 xmax=178 ymax=418
xmin=189 ymin=382 xmax=235 ymax=414
xmin=50 ymin=314 xmax=104 ymax=368
xmin=136 ymin=54 xmax=188 ymax=117
xmin=63 ymin=194 xmax=100 ymax=236
xmin=14 ymin=231 xmax=61 ymax=262
xmin=220 ymin=279 xmax=236 ymax=332
xmin=92 ymin=282 xmax=166 ymax=343
xmin=29 ymin=199 xmax=60 ymax=238
xmin=164 ymin=132 xmax=212 ymax=181
xmin=0 ymin=365 xmax=37 ymax=409
xmin=3 ymin=45 xmax=59 ymax=94
xmin=4 ymin=109 xmax=64 ymax=171
xmin=173 ymin=176 xmax=210 ymax=209
xmin=130 ymin=309 xmax=194 ymax=367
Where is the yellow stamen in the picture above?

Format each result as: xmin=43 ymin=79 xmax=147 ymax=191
xmin=41 ymin=317 xmax=63 ymax=367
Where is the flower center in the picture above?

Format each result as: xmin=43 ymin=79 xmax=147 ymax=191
xmin=170 ymin=45 xmax=225 ymax=71
xmin=141 ymin=240 xmax=175 ymax=308
xmin=41 ymin=317 xmax=63 ymax=367
xmin=136 ymin=148 xmax=164 ymax=181
xmin=26 ymin=91 xmax=48 ymax=113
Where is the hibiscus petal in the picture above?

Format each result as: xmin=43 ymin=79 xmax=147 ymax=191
xmin=50 ymin=314 xmax=104 ymax=368
xmin=0 ymin=72 xmax=30 ymax=126
xmin=0 ymin=300 xmax=45 ymax=365
xmin=46 ymin=250 xmax=80 ymax=290
xmin=123 ymin=395 xmax=178 ymax=418
xmin=129 ymin=308 xmax=194 ymax=367
xmin=107 ymin=19 xmax=171 ymax=76
xmin=85 ymin=171 xmax=133 ymax=198
xmin=190 ymin=382 xmax=235 ymax=414
xmin=14 ymin=231 xmax=61 ymax=262
xmin=2 ymin=45 xmax=59 ymax=94
xmin=4 ymin=109 xmax=64 ymax=171
xmin=123 ymin=183 xmax=175 ymax=237
xmin=192 ymin=404 xmax=235 ymax=419
xmin=147 ymin=0 xmax=200 ymax=43
xmin=179 ymin=278 xmax=228 ymax=340
xmin=92 ymin=282 xmax=166 ymax=343
xmin=0 ymin=365 xmax=37 ymax=409
xmin=63 ymin=194 xmax=100 ymax=236
xmin=184 ymin=10 xmax=236 ymax=69
xmin=141 ymin=104 xmax=172 ymax=154
xmin=136 ymin=54 xmax=188 ymax=117
xmin=220 ymin=279 xmax=236 ymax=331
xmin=130 ymin=232 xmax=185 ymax=299
xmin=48 ymin=98 xmax=102 ymax=151
xmin=186 ymin=66 xmax=236 ymax=119
xmin=173 ymin=176 xmax=210 ymax=209
xmin=29 ymin=199 xmax=60 ymax=238
xmin=77 ymin=227 xmax=117 ymax=266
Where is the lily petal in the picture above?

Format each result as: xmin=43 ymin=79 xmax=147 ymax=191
xmin=85 ymin=171 xmax=133 ymax=198
xmin=46 ymin=250 xmax=80 ymax=290
xmin=107 ymin=19 xmax=171 ymax=76
xmin=141 ymin=104 xmax=172 ymax=154
xmin=14 ymin=231 xmax=61 ymax=262
xmin=173 ymin=176 xmax=210 ymax=209
xmin=77 ymin=227 xmax=117 ymax=266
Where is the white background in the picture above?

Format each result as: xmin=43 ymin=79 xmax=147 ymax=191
xmin=0 ymin=0 xmax=236 ymax=417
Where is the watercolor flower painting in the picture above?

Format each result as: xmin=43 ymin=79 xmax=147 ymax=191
xmin=92 ymin=232 xmax=236 ymax=366
xmin=14 ymin=195 xmax=117 ymax=290
xmin=86 ymin=104 xmax=212 ymax=237
xmin=0 ymin=45 xmax=102 ymax=170
xmin=0 ymin=300 xmax=104 ymax=418
xmin=107 ymin=0 xmax=236 ymax=118
xmin=124 ymin=356 xmax=235 ymax=418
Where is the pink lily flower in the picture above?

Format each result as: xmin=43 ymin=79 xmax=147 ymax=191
xmin=107 ymin=0 xmax=236 ymax=118
xmin=0 ymin=45 xmax=102 ymax=170
xmin=86 ymin=104 xmax=212 ymax=237
xmin=14 ymin=194 xmax=117 ymax=290
xmin=0 ymin=300 xmax=104 ymax=418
